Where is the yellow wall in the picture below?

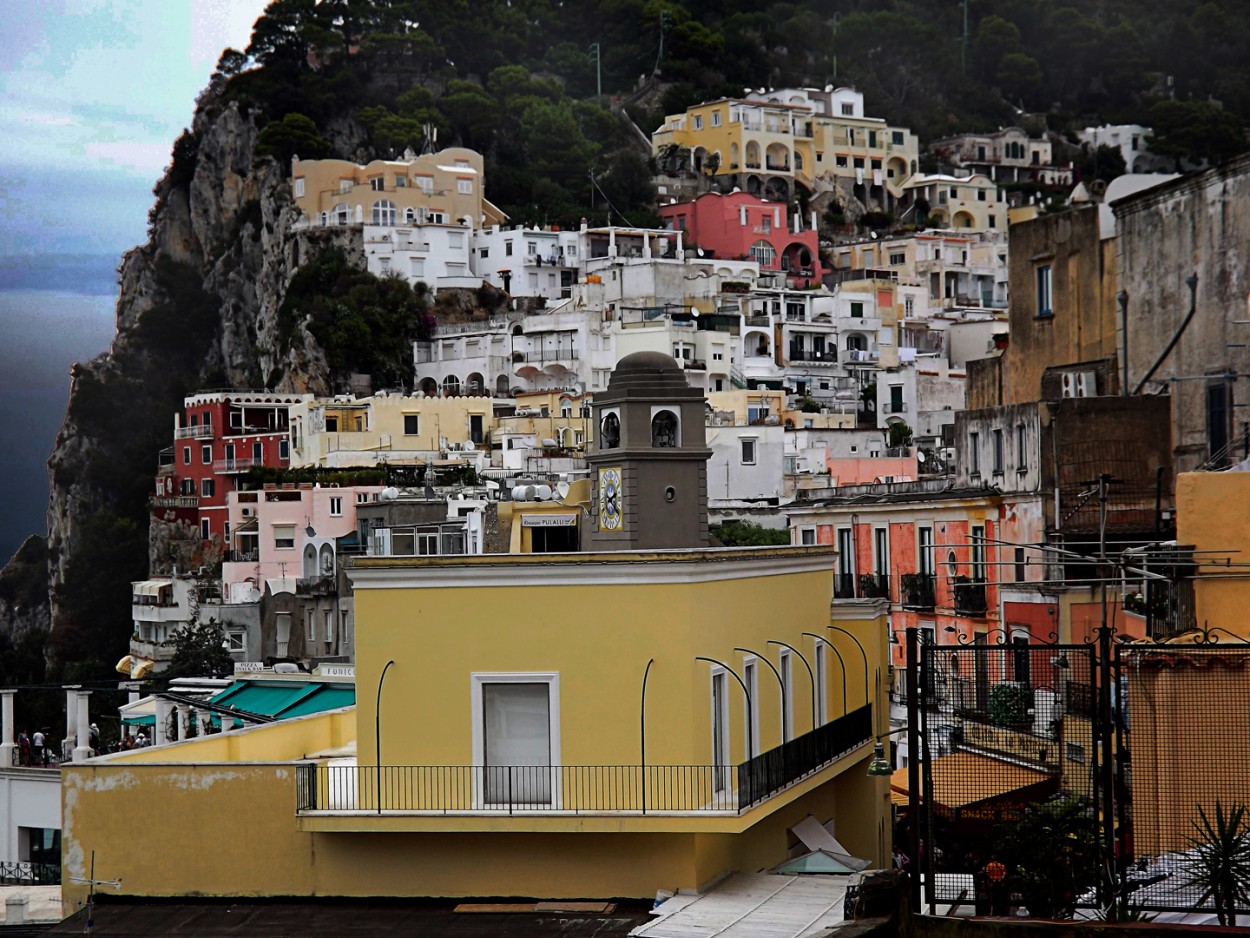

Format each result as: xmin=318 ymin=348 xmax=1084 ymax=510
xmin=292 ymin=147 xmax=504 ymax=227
xmin=61 ymin=745 xmax=886 ymax=908
xmin=1177 ymin=471 xmax=1250 ymax=637
xmin=352 ymin=549 xmax=853 ymax=773
xmin=290 ymin=394 xmax=496 ymax=465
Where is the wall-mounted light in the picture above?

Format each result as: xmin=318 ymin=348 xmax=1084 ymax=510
xmin=867 ymin=742 xmax=892 ymax=776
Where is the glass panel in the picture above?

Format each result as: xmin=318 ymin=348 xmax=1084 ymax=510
xmin=483 ymin=683 xmax=551 ymax=804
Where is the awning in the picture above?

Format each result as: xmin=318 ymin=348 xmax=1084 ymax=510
xmin=232 ymin=517 xmax=258 ymax=534
xmin=889 ymin=751 xmax=1058 ymax=818
xmin=207 ymin=680 xmax=356 ymax=724
xmin=132 ymin=580 xmax=169 ymax=597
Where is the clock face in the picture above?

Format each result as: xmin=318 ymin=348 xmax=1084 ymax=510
xmin=598 ymin=467 xmax=623 ymax=532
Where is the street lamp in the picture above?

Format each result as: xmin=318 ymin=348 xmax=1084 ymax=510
xmin=375 ymin=659 xmax=395 ymax=814
xmin=866 ymin=725 xmax=909 ymax=777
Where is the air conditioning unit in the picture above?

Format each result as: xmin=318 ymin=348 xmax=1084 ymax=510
xmin=242 ymin=507 xmax=254 ymax=517
xmin=1060 ymin=373 xmax=1077 ymax=398
xmin=1076 ymin=370 xmax=1097 ymax=397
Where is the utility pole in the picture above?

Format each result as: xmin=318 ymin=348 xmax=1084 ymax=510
xmin=588 ymin=43 xmax=601 ymax=105
xmin=655 ymin=9 xmax=671 ymax=75
xmin=832 ymin=12 xmax=841 ymax=82
xmin=961 ymin=0 xmax=969 ymax=74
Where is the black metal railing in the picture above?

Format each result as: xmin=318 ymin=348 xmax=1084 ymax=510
xmin=788 ymin=348 xmax=836 ymax=363
xmin=859 ymin=573 xmax=891 ymax=600
xmin=834 ymin=573 xmax=857 ymax=599
xmin=901 ymin=573 xmax=936 ymax=610
xmin=0 ymin=860 xmax=60 ymax=886
xmin=737 ymin=704 xmax=872 ymax=810
xmin=295 ymin=708 xmax=872 ymax=816
xmin=953 ymin=579 xmax=988 ymax=616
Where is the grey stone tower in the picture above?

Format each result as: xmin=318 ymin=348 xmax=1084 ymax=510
xmin=585 ymin=351 xmax=711 ymax=550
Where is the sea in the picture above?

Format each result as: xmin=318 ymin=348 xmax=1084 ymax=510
xmin=0 ymin=254 xmax=119 ymax=564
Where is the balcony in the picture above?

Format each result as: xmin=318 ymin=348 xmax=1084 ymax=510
xmin=296 ymin=706 xmax=871 ymax=818
xmin=953 ymin=578 xmax=989 ymax=616
xmin=788 ymin=349 xmax=836 ymax=364
xmin=834 ymin=573 xmax=857 ymax=599
xmin=174 ymin=425 xmax=214 ymax=440
xmin=884 ymin=401 xmax=908 ymax=414
xmin=901 ymin=573 xmax=936 ymax=610
xmin=129 ymin=636 xmax=176 ymax=662
xmin=151 ymin=496 xmax=198 ymax=510
xmin=225 ymin=550 xmax=259 ymax=563
xmin=213 ymin=457 xmax=259 ymax=473
xmin=859 ymin=573 xmax=890 ymax=600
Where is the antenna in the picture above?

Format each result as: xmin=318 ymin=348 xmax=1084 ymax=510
xmin=69 ymin=849 xmax=121 ymax=934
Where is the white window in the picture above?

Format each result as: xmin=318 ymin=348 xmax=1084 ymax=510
xmin=457 ymin=178 xmax=472 ymax=194
xmin=448 ymin=230 xmax=464 ymax=249
xmin=815 ymin=644 xmax=827 ymax=725
xmin=275 ymin=612 xmax=290 ymax=657
xmin=274 ymin=524 xmax=295 ymax=549
xmin=800 ymin=527 xmax=817 ymax=546
xmin=750 ymin=240 xmax=776 ymax=266
xmin=472 ymin=673 xmax=560 ymax=806
xmin=693 ymin=115 xmax=704 ymax=130
xmin=338 ymin=179 xmax=352 ymax=193
xmin=200 ymin=478 xmax=214 ymax=498
xmin=710 ymin=669 xmax=730 ymax=791
xmin=305 ymin=608 xmax=315 ymax=642
xmin=742 ymin=658 xmax=759 ymax=758
xmin=324 ymin=610 xmax=334 ymax=642
xmin=711 ymin=111 xmax=722 ymax=127
xmin=293 ymin=178 xmax=305 ymax=197
xmin=226 ymin=631 xmax=246 ymax=653
xmin=201 ymin=444 xmax=211 ymax=464
xmin=411 ymin=258 xmax=425 ymax=277
xmin=183 ymin=446 xmax=191 ymax=465
xmin=416 ymin=176 xmax=433 ymax=194
xmin=329 ymin=496 xmax=343 ymax=516
xmin=357 ymin=492 xmax=369 ymax=503
xmin=778 ymin=649 xmax=793 ymax=742
xmin=199 ymin=518 xmax=210 ymax=541
xmin=741 ymin=438 xmax=757 ymax=464
xmin=1036 ymin=264 xmax=1053 ymax=317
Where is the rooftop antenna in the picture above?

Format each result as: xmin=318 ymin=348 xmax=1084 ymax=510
xmin=68 ymin=849 xmax=122 ymax=934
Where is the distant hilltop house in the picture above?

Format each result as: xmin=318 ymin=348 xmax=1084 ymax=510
xmin=652 ymin=86 xmax=920 ymax=218
xmin=1076 ymin=123 xmax=1175 ymax=174
xmin=290 ymin=146 xmax=507 ymax=231
xmin=928 ymin=127 xmax=1074 ymax=188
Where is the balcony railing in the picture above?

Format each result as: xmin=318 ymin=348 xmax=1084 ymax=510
xmin=174 ymin=425 xmax=213 ymax=440
xmin=788 ymin=349 xmax=836 ymax=364
xmin=884 ymin=401 xmax=907 ymax=414
xmin=213 ymin=457 xmax=259 ymax=473
xmin=859 ymin=573 xmax=891 ymax=600
xmin=296 ymin=706 xmax=871 ymax=816
xmin=0 ymin=860 xmax=60 ymax=886
xmin=151 ymin=496 xmax=198 ymax=509
xmin=953 ymin=579 xmax=989 ymax=616
xmin=834 ymin=573 xmax=856 ymax=599
xmin=901 ymin=573 xmax=936 ymax=610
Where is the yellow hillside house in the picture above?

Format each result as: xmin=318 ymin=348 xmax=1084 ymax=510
xmin=61 ymin=546 xmax=889 ymax=906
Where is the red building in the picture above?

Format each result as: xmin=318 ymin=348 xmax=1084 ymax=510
xmin=154 ymin=391 xmax=312 ymax=542
xmin=659 ymin=191 xmax=822 ymax=288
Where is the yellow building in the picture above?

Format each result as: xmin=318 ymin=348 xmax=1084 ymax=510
xmin=1176 ymin=470 xmax=1250 ymax=638
xmin=903 ymin=173 xmax=1006 ymax=232
xmin=60 ymin=548 xmax=890 ymax=905
xmin=653 ymin=87 xmax=919 ymax=206
xmin=288 ymin=392 xmax=496 ymax=468
xmin=291 ymin=147 xmax=506 ymax=229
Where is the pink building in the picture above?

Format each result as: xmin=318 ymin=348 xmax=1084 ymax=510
xmin=826 ymin=451 xmax=919 ymax=486
xmin=659 ymin=192 xmax=822 ymax=288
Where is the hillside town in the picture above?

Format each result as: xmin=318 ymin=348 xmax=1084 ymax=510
xmin=6 ymin=60 xmax=1250 ymax=934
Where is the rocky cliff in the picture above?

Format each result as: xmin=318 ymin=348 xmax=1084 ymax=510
xmin=3 ymin=87 xmax=365 ymax=672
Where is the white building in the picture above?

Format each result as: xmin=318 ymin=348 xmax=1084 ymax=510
xmin=473 ymin=225 xmax=581 ymax=301
xmin=363 ymin=223 xmax=477 ymax=289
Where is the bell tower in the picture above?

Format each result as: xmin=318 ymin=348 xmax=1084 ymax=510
xmin=585 ymin=351 xmax=711 ymax=550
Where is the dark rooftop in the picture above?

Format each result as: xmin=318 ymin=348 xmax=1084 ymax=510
xmin=50 ymin=899 xmax=654 ymax=937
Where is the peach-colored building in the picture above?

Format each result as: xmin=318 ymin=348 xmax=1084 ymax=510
xmin=291 ymin=148 xmax=506 ymax=230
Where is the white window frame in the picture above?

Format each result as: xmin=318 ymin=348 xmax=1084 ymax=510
xmin=741 ymin=437 xmax=757 ymax=465
xmin=709 ymin=667 xmax=731 ymax=792
xmin=814 ymin=643 xmax=828 ymax=725
xmin=778 ymin=649 xmax=793 ymax=743
xmin=470 ymin=671 xmax=561 ymax=807
xmin=742 ymin=657 xmax=759 ymax=760
xmin=329 ymin=496 xmax=343 ymax=517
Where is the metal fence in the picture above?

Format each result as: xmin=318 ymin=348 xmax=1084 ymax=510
xmin=297 ymin=705 xmax=872 ymax=816
xmin=903 ymin=630 xmax=1250 ymax=920
xmin=0 ymin=860 xmax=60 ymax=886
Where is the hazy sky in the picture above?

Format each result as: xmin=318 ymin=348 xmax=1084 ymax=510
xmin=0 ymin=0 xmax=269 ymax=259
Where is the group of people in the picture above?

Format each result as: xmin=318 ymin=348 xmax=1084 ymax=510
xmin=15 ymin=729 xmax=52 ymax=766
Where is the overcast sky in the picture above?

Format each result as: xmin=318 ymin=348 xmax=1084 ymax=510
xmin=0 ymin=0 xmax=269 ymax=259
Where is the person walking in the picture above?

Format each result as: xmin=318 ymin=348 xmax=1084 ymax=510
xmin=31 ymin=729 xmax=45 ymax=766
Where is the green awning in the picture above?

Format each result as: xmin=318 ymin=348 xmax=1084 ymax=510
xmin=207 ymin=680 xmax=356 ymax=724
xmin=122 ymin=714 xmax=156 ymax=726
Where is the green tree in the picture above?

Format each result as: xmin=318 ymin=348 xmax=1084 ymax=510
xmin=1001 ymin=797 xmax=1100 ymax=919
xmin=997 ymin=52 xmax=1044 ymax=106
xmin=166 ymin=618 xmax=235 ymax=680
xmin=256 ymin=112 xmax=332 ymax=163
xmin=1182 ymin=801 xmax=1250 ymax=926
xmin=1148 ymin=99 xmax=1247 ymax=169
xmin=710 ymin=521 xmax=791 ymax=547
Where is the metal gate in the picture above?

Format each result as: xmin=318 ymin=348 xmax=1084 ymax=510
xmin=904 ymin=629 xmax=1250 ymax=920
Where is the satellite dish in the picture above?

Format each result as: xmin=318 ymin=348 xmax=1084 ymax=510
xmin=462 ymin=440 xmax=474 ymax=451
xmin=485 ymin=479 xmax=500 ymax=491
xmin=511 ymin=485 xmax=528 ymax=501
xmin=541 ymin=437 xmax=558 ymax=447
xmin=697 ymin=248 xmax=705 ymax=257
xmin=535 ymin=484 xmax=553 ymax=501
xmin=917 ymin=451 xmax=926 ymax=463
xmin=556 ymin=481 xmax=571 ymax=500
xmin=380 ymin=487 xmax=400 ymax=501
